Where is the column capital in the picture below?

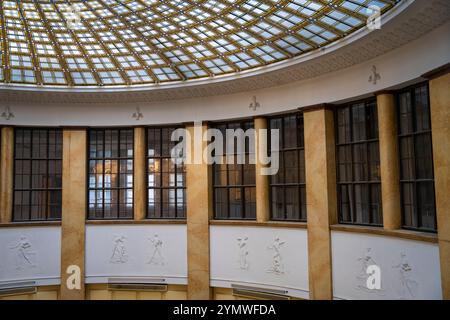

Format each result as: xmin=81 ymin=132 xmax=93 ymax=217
xmin=252 ymin=115 xmax=267 ymax=121
xmin=373 ymin=89 xmax=395 ymax=96
xmin=421 ymin=63 xmax=450 ymax=80
xmin=60 ymin=126 xmax=89 ymax=130
xmin=183 ymin=121 xmax=210 ymax=127
xmin=300 ymin=103 xmax=334 ymax=113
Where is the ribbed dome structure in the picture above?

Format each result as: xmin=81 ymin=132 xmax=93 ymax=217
xmin=0 ymin=0 xmax=398 ymax=87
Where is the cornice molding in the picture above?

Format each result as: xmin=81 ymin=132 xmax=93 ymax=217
xmin=421 ymin=63 xmax=450 ymax=80
xmin=300 ymin=103 xmax=335 ymax=113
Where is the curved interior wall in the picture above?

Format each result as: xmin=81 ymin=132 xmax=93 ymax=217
xmin=0 ymin=15 xmax=448 ymax=301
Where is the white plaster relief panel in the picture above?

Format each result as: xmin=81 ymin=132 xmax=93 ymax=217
xmin=85 ymin=225 xmax=187 ymax=284
xmin=0 ymin=227 xmax=61 ymax=286
xmin=210 ymin=226 xmax=309 ymax=299
xmin=331 ymin=231 xmax=442 ymax=300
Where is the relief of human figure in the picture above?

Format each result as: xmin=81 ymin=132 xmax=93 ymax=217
xmin=148 ymin=234 xmax=164 ymax=266
xmin=237 ymin=236 xmax=249 ymax=270
xmin=267 ymin=237 xmax=285 ymax=275
xmin=10 ymin=236 xmax=36 ymax=270
xmin=392 ymin=253 xmax=418 ymax=299
xmin=110 ymin=235 xmax=128 ymax=264
xmin=356 ymin=248 xmax=378 ymax=292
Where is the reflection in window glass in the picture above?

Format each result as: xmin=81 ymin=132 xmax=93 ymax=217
xmin=213 ymin=120 xmax=255 ymax=220
xmin=88 ymin=128 xmax=134 ymax=219
xmin=269 ymin=112 xmax=306 ymax=221
xmin=147 ymin=127 xmax=186 ymax=219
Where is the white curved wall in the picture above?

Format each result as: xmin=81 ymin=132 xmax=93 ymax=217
xmin=0 ymin=227 xmax=61 ymax=286
xmin=1 ymin=22 xmax=449 ymax=127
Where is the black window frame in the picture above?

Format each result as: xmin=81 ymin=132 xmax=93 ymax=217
xmin=87 ymin=127 xmax=134 ymax=220
xmin=12 ymin=127 xmax=63 ymax=221
xmin=396 ymin=82 xmax=437 ymax=233
xmin=146 ymin=125 xmax=186 ymax=219
xmin=212 ymin=119 xmax=256 ymax=220
xmin=335 ymin=98 xmax=383 ymax=227
xmin=268 ymin=112 xmax=307 ymax=222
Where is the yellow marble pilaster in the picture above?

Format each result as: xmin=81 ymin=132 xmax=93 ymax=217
xmin=134 ymin=127 xmax=146 ymax=220
xmin=426 ymin=68 xmax=450 ymax=299
xmin=186 ymin=123 xmax=212 ymax=300
xmin=376 ymin=92 xmax=401 ymax=230
xmin=254 ymin=117 xmax=270 ymax=222
xmin=304 ymin=106 xmax=337 ymax=300
xmin=0 ymin=127 xmax=14 ymax=223
xmin=60 ymin=129 xmax=86 ymax=300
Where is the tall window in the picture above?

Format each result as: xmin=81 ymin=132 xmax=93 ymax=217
xmin=398 ymin=84 xmax=436 ymax=232
xmin=213 ymin=120 xmax=256 ymax=220
xmin=13 ymin=128 xmax=62 ymax=221
xmin=269 ymin=113 xmax=306 ymax=221
xmin=88 ymin=129 xmax=134 ymax=219
xmin=336 ymin=99 xmax=383 ymax=226
xmin=147 ymin=127 xmax=186 ymax=219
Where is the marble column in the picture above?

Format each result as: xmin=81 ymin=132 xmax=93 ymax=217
xmin=134 ymin=127 xmax=146 ymax=220
xmin=304 ymin=105 xmax=337 ymax=300
xmin=376 ymin=92 xmax=401 ymax=230
xmin=254 ymin=117 xmax=270 ymax=222
xmin=186 ymin=123 xmax=212 ymax=299
xmin=0 ymin=127 xmax=14 ymax=223
xmin=424 ymin=65 xmax=450 ymax=299
xmin=60 ymin=129 xmax=87 ymax=300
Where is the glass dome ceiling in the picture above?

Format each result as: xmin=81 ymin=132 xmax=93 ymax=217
xmin=0 ymin=0 xmax=398 ymax=87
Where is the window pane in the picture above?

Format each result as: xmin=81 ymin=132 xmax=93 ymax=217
xmin=417 ymin=181 xmax=436 ymax=230
xmin=271 ymin=187 xmax=284 ymax=220
xmin=336 ymin=99 xmax=381 ymax=226
xmin=401 ymin=183 xmax=416 ymax=228
xmin=268 ymin=113 xmax=306 ymax=221
xmin=415 ymin=134 xmax=434 ymax=179
xmin=244 ymin=187 xmax=256 ymax=219
xmin=88 ymin=129 xmax=134 ymax=219
xmin=147 ymin=127 xmax=185 ymax=219
xmin=214 ymin=188 xmax=228 ymax=219
xmin=337 ymin=107 xmax=351 ymax=144
xmin=285 ymin=186 xmax=299 ymax=220
xmin=13 ymin=129 xmax=62 ymax=221
xmin=398 ymin=84 xmax=436 ymax=232
xmin=400 ymin=137 xmax=414 ymax=180
xmin=213 ymin=121 xmax=255 ymax=220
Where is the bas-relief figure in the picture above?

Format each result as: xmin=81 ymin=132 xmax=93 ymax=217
xmin=148 ymin=234 xmax=165 ymax=266
xmin=267 ymin=237 xmax=285 ymax=275
xmin=392 ymin=253 xmax=419 ymax=299
xmin=237 ymin=236 xmax=249 ymax=271
xmin=110 ymin=235 xmax=128 ymax=264
xmin=9 ymin=236 xmax=37 ymax=270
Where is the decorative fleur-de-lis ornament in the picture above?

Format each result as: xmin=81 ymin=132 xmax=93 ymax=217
xmin=1 ymin=106 xmax=14 ymax=120
xmin=249 ymin=96 xmax=260 ymax=111
xmin=368 ymin=65 xmax=381 ymax=85
xmin=132 ymin=107 xmax=144 ymax=121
